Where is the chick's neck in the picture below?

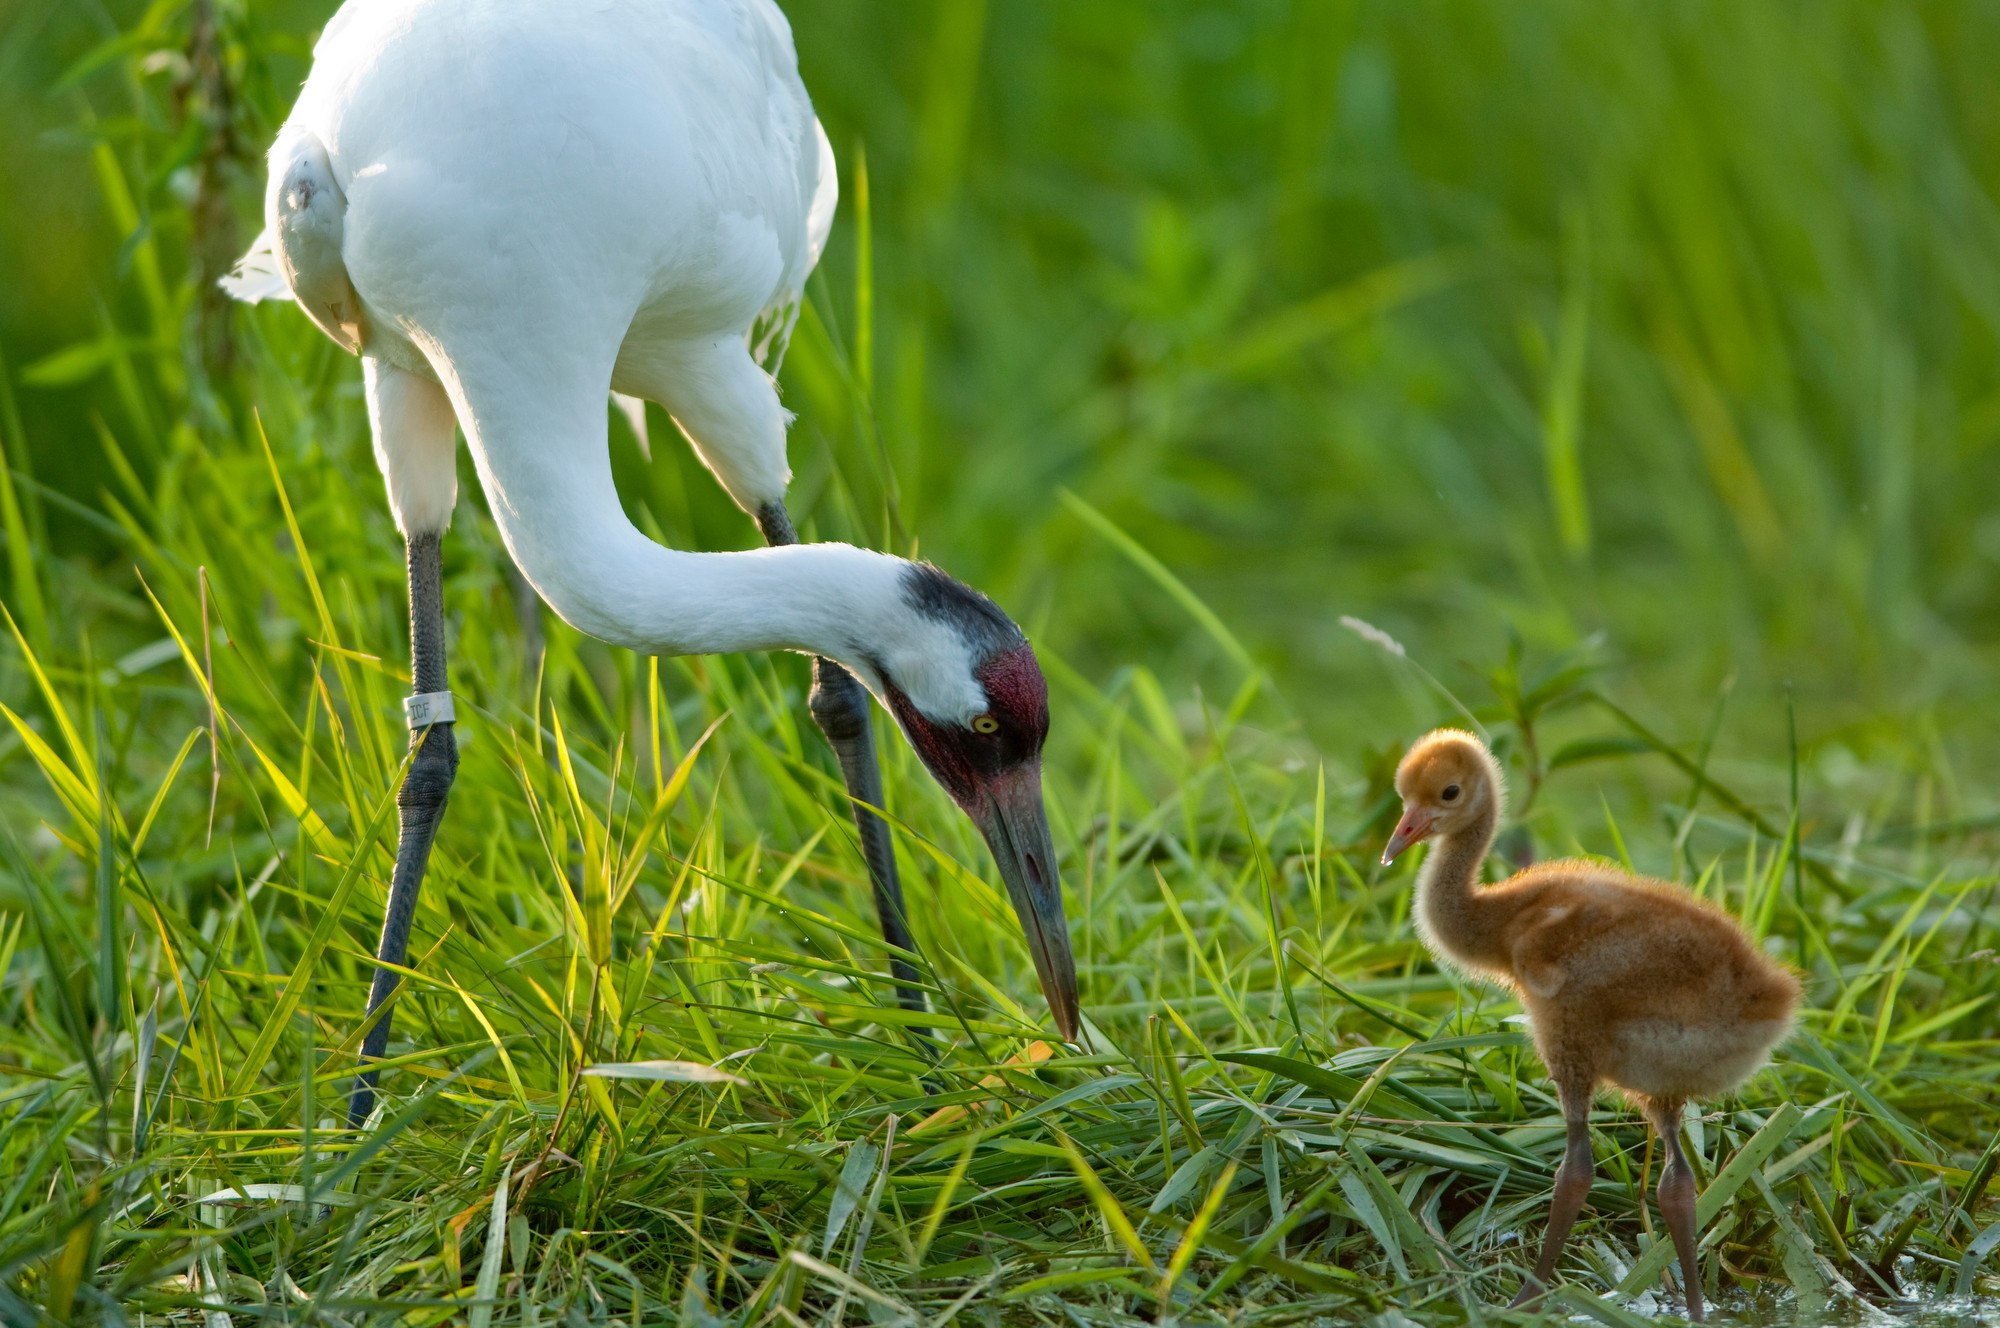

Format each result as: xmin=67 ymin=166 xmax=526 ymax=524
xmin=1414 ymin=793 xmax=1504 ymax=970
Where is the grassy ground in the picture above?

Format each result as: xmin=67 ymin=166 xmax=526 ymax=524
xmin=3 ymin=1 xmax=1999 ymax=1324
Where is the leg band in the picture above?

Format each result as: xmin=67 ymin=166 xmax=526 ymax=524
xmin=404 ymin=691 xmax=455 ymax=728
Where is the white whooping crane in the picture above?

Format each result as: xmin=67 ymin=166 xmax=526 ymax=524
xmin=225 ymin=0 xmax=1077 ymax=1125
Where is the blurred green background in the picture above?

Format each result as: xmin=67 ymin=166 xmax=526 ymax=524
xmin=5 ymin=0 xmax=1999 ymax=790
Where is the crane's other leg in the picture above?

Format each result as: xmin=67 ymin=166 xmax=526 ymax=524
xmin=1512 ymin=1074 xmax=1595 ymax=1309
xmin=756 ymin=501 xmax=928 ymax=1027
xmin=350 ymin=359 xmax=461 ymax=1128
xmin=629 ymin=338 xmax=930 ymax=1029
xmin=1647 ymin=1097 xmax=1706 ymax=1323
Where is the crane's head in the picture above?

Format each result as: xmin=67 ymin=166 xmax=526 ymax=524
xmin=864 ymin=563 xmax=1078 ymax=1041
xmin=1381 ymin=728 xmax=1505 ymax=864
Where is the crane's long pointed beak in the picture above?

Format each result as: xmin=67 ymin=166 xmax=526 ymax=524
xmin=975 ymin=766 xmax=1080 ymax=1042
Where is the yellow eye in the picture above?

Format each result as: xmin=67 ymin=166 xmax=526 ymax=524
xmin=971 ymin=714 xmax=1000 ymax=734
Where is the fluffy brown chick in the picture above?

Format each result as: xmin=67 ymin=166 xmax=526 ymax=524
xmin=1382 ymin=728 xmax=1801 ymax=1321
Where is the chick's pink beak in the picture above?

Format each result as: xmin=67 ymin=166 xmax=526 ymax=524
xmin=1380 ymin=809 xmax=1434 ymax=865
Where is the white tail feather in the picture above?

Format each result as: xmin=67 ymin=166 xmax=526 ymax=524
xmin=219 ymin=229 xmax=291 ymax=303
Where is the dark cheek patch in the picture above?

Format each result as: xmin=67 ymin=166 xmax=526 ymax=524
xmin=977 ymin=644 xmax=1049 ymax=739
xmin=886 ymin=645 xmax=1048 ymax=813
xmin=885 ymin=687 xmax=981 ymax=809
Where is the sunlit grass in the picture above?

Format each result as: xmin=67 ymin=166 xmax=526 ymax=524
xmin=3 ymin=397 xmax=1995 ymax=1319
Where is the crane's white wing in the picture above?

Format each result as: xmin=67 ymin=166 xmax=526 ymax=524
xmin=748 ymin=117 xmax=837 ymax=375
xmin=804 ymin=117 xmax=838 ymax=270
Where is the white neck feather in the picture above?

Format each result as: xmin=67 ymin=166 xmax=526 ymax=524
xmin=529 ymin=526 xmax=879 ymax=662
xmin=506 ymin=512 xmax=986 ymax=722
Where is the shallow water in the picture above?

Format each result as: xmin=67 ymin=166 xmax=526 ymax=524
xmin=1605 ymin=1289 xmax=2000 ymax=1327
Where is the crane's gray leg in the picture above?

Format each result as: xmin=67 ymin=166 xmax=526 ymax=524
xmin=756 ymin=502 xmax=929 ymax=1029
xmin=1512 ymin=1076 xmax=1594 ymax=1309
xmin=1648 ymin=1098 xmax=1707 ymax=1323
xmin=348 ymin=530 xmax=458 ymax=1127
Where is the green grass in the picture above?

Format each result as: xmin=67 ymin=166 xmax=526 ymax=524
xmin=3 ymin=1 xmax=2000 ymax=1323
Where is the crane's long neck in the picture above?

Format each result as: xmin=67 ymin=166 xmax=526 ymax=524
xmin=1414 ymin=798 xmax=1503 ymax=971
xmin=526 ymin=522 xmax=912 ymax=670
xmin=432 ymin=357 xmax=931 ymax=684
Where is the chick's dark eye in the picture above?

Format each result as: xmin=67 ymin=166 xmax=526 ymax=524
xmin=1442 ymin=784 xmax=1460 ymax=802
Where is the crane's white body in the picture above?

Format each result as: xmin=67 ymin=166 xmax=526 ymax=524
xmin=228 ymin=0 xmax=988 ymax=723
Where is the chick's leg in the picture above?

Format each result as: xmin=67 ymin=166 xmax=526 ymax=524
xmin=1512 ymin=1075 xmax=1594 ymax=1309
xmin=1649 ymin=1098 xmax=1706 ymax=1323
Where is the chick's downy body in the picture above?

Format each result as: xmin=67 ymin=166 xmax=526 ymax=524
xmin=1382 ymin=728 xmax=1800 ymax=1322
xmin=1436 ymin=859 xmax=1800 ymax=1103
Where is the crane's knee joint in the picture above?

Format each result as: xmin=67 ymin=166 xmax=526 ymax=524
xmin=755 ymin=501 xmax=798 ymax=547
xmin=1552 ymin=1144 xmax=1593 ymax=1201
xmin=809 ymin=662 xmax=871 ymax=745
xmin=399 ymin=724 xmax=459 ymax=812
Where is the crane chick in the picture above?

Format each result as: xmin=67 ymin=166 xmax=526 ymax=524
xmin=1381 ymin=729 xmax=1800 ymax=1322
